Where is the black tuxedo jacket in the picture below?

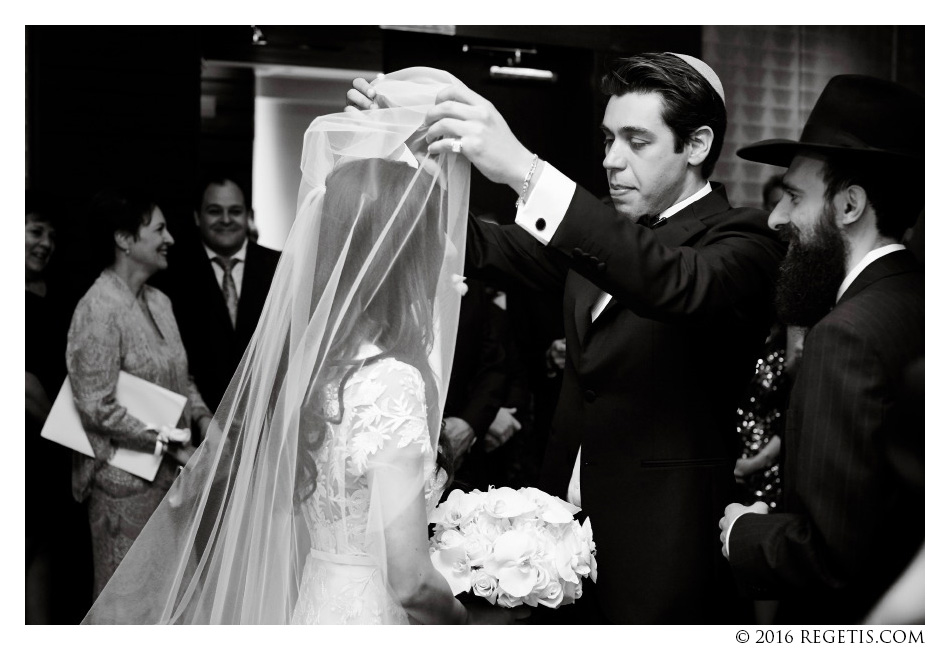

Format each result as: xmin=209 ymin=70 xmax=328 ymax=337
xmin=466 ymin=183 xmax=785 ymax=623
xmin=159 ymin=241 xmax=281 ymax=414
xmin=729 ymin=250 xmax=924 ymax=623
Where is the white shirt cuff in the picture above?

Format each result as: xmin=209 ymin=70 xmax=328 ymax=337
xmin=514 ymin=162 xmax=576 ymax=245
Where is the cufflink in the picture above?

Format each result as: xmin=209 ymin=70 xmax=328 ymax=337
xmin=535 ymin=218 xmax=546 ymax=231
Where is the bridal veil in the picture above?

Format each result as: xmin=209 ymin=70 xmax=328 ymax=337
xmin=83 ymin=67 xmax=470 ymax=623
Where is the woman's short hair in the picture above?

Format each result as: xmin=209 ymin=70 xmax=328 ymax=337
xmin=89 ymin=188 xmax=157 ymax=270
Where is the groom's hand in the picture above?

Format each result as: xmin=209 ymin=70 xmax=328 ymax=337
xmin=719 ymin=501 xmax=768 ymax=559
xmin=425 ymin=84 xmax=536 ymax=191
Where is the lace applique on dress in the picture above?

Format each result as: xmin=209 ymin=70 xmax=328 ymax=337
xmin=291 ymin=357 xmax=440 ymax=624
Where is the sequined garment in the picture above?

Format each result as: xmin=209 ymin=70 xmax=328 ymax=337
xmin=735 ymin=335 xmax=789 ymax=509
xmin=291 ymin=355 xmax=445 ymax=624
xmin=66 ymin=269 xmax=211 ymax=596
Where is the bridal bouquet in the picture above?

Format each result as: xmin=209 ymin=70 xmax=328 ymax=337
xmin=428 ymin=486 xmax=596 ymax=608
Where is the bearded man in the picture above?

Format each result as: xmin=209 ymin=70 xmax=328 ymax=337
xmin=719 ymin=75 xmax=924 ymax=623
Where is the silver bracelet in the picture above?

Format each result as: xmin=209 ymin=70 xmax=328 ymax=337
xmin=516 ymin=154 xmax=540 ymax=208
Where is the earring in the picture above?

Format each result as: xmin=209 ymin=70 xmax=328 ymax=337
xmin=122 ymin=248 xmax=130 ymax=255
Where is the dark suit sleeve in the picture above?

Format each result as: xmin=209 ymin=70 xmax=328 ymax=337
xmin=728 ymin=317 xmax=888 ymax=598
xmin=550 ymin=185 xmax=783 ymax=324
xmin=465 ymin=215 xmax=571 ymax=296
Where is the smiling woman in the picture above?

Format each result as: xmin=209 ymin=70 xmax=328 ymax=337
xmin=65 ymin=189 xmax=213 ymax=598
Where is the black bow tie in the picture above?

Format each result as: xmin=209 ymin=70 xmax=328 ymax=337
xmin=640 ymin=214 xmax=663 ymax=228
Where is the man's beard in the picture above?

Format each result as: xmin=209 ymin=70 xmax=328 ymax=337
xmin=774 ymin=203 xmax=848 ymax=328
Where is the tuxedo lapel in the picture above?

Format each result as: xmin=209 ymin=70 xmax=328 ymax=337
xmin=573 ymin=274 xmax=602 ymax=343
xmin=590 ymin=192 xmax=716 ymax=324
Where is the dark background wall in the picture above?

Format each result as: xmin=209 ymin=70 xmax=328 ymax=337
xmin=27 ymin=27 xmax=202 ymax=302
xmin=26 ymin=25 xmax=923 ymax=303
xmin=26 ymin=25 xmax=700 ymax=302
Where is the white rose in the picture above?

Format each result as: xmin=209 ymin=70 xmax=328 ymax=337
xmin=537 ymin=579 xmax=565 ymax=608
xmin=463 ymin=532 xmax=493 ymax=567
xmin=495 ymin=591 xmax=525 ymax=608
xmin=471 ymin=569 xmax=499 ymax=605
xmin=438 ymin=528 xmax=467 ymax=549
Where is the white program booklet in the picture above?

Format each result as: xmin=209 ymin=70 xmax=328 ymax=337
xmin=41 ymin=371 xmax=187 ymax=481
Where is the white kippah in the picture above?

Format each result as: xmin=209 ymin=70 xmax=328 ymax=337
xmin=666 ymin=53 xmax=725 ymax=103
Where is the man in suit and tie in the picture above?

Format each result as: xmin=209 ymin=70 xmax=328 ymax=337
xmin=161 ymin=174 xmax=281 ymax=417
xmin=719 ymin=75 xmax=924 ymax=623
xmin=353 ymin=53 xmax=785 ymax=622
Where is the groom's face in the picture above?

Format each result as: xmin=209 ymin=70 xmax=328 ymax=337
xmin=601 ymin=91 xmax=693 ymax=220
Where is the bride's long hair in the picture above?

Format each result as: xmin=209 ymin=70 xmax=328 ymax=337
xmin=295 ymin=158 xmax=452 ymax=505
xmin=81 ymin=67 xmax=470 ymax=623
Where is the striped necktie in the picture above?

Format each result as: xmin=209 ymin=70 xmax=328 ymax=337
xmin=212 ymin=256 xmax=240 ymax=328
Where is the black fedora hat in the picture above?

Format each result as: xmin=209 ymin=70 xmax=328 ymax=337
xmin=737 ymin=74 xmax=923 ymax=168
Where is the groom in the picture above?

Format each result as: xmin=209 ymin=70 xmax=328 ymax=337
xmin=351 ymin=53 xmax=784 ymax=623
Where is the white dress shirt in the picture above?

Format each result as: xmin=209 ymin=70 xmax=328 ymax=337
xmin=204 ymin=239 xmax=248 ymax=299
xmin=514 ymin=162 xmax=711 ymax=507
xmin=723 ymin=242 xmax=907 ymax=558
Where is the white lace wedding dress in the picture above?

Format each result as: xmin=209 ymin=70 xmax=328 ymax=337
xmin=291 ymin=352 xmax=446 ymax=624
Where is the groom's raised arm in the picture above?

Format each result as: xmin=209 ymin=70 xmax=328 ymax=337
xmin=422 ymin=83 xmax=782 ymax=324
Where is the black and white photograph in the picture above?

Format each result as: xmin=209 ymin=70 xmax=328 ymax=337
xmin=16 ymin=14 xmax=938 ymax=643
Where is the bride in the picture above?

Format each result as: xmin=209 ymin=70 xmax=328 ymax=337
xmin=83 ymin=68 xmax=522 ymax=625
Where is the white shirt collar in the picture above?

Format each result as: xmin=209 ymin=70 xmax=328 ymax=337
xmin=203 ymin=237 xmax=248 ymax=263
xmin=836 ymin=243 xmax=906 ymax=302
xmin=655 ymin=182 xmax=713 ymax=224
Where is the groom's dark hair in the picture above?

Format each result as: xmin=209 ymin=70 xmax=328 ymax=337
xmin=601 ymin=52 xmax=727 ymax=179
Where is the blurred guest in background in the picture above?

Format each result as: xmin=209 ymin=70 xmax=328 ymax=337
xmin=25 ymin=190 xmax=79 ymax=623
xmin=733 ymin=323 xmax=788 ymax=511
xmin=732 ymin=172 xmax=805 ymax=512
xmin=66 ymin=189 xmax=213 ymax=598
xmin=158 ymin=173 xmax=280 ymax=416
xmin=721 ymin=75 xmax=924 ymax=623
xmin=480 ymin=287 xmax=534 ymax=488
xmin=450 ymin=283 xmax=537 ymax=491
xmin=442 ymin=277 xmax=510 ymax=486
